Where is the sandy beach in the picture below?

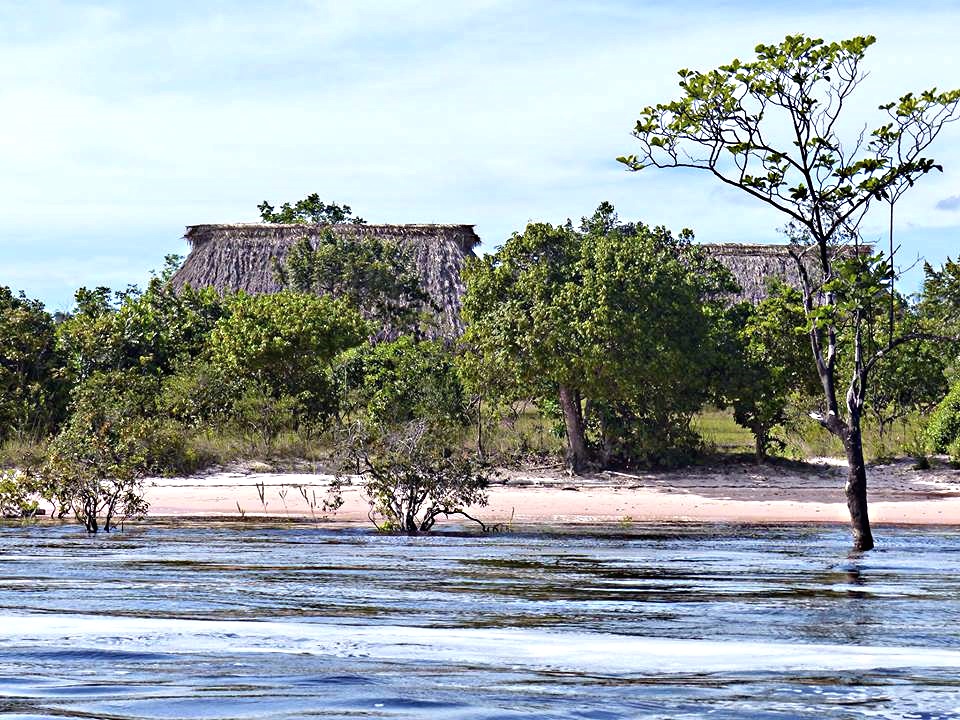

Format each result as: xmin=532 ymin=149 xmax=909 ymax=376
xmin=143 ymin=457 xmax=960 ymax=527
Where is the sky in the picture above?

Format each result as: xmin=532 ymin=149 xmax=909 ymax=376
xmin=2 ymin=0 xmax=959 ymax=311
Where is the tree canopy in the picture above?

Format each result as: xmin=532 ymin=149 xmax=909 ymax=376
xmin=258 ymin=194 xmax=365 ymax=225
xmin=621 ymin=32 xmax=960 ymax=550
xmin=461 ymin=202 xmax=733 ymax=471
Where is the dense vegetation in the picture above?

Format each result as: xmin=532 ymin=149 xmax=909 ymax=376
xmin=2 ymin=198 xmax=957 ymax=534
xmin=2 ymin=35 xmax=959 ymax=547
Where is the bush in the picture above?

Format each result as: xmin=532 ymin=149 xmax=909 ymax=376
xmin=926 ymin=383 xmax=960 ymax=453
xmin=948 ymin=438 xmax=960 ymax=469
xmin=334 ymin=338 xmax=468 ymax=429
xmin=0 ymin=470 xmax=40 ymax=518
xmin=588 ymin=401 xmax=701 ymax=469
xmin=39 ymin=370 xmax=170 ymax=532
xmin=209 ymin=292 xmax=367 ymax=417
xmin=336 ymin=420 xmax=491 ymax=534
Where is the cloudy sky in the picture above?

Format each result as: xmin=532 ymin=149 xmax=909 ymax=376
xmin=2 ymin=0 xmax=959 ymax=310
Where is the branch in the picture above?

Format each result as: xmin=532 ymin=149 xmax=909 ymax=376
xmin=864 ymin=331 xmax=960 ymax=375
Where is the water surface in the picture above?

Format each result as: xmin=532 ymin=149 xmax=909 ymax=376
xmin=1 ymin=522 xmax=959 ymax=718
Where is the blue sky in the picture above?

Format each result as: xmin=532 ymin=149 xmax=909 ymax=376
xmin=2 ymin=0 xmax=959 ymax=311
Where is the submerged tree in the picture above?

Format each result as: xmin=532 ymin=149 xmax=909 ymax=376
xmin=620 ymin=34 xmax=960 ymax=550
xmin=338 ymin=420 xmax=491 ymax=534
xmin=40 ymin=372 xmax=171 ymax=532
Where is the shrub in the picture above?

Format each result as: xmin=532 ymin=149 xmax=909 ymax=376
xmin=334 ymin=337 xmax=468 ymax=429
xmin=926 ymin=383 xmax=960 ymax=453
xmin=209 ymin=292 xmax=367 ymax=419
xmin=39 ymin=370 xmax=169 ymax=532
xmin=948 ymin=438 xmax=960 ymax=469
xmin=337 ymin=420 xmax=491 ymax=534
xmin=0 ymin=470 xmax=40 ymax=518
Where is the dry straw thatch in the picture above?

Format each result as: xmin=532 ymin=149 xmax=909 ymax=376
xmin=701 ymin=243 xmax=805 ymax=303
xmin=172 ymin=223 xmax=481 ymax=337
xmin=173 ymin=224 xmax=829 ymax=337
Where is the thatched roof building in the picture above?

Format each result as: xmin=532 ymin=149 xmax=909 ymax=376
xmin=173 ymin=224 xmax=834 ymax=337
xmin=701 ymin=243 xmax=804 ymax=303
xmin=172 ymin=223 xmax=481 ymax=337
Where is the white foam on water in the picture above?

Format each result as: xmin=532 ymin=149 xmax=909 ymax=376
xmin=3 ymin=613 xmax=960 ymax=675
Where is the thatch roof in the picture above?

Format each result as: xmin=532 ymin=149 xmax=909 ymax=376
xmin=701 ymin=243 xmax=804 ymax=303
xmin=172 ymin=223 xmax=480 ymax=337
xmin=173 ymin=224 xmax=851 ymax=338
xmin=701 ymin=242 xmax=872 ymax=303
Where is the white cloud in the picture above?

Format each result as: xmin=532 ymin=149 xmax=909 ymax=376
xmin=1 ymin=0 xmax=959 ymax=302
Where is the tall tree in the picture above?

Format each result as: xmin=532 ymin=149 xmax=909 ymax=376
xmin=0 ymin=288 xmax=68 ymax=441
xmin=461 ymin=202 xmax=731 ymax=472
xmin=620 ymin=34 xmax=960 ymax=550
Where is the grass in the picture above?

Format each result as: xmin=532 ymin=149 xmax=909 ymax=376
xmin=0 ymin=437 xmax=48 ymax=470
xmin=2 ymin=404 xmax=934 ymax=477
xmin=692 ymin=408 xmax=755 ymax=454
xmin=693 ymin=405 xmax=929 ymax=463
xmin=478 ymin=403 xmax=566 ymax=464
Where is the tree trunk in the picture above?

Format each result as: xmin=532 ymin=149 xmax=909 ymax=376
xmin=755 ymin=429 xmax=768 ymax=464
xmin=558 ymin=385 xmax=589 ymax=474
xmin=476 ymin=397 xmax=485 ymax=460
xmin=843 ymin=427 xmax=875 ymax=552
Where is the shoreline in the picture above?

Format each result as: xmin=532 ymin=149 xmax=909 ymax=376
xmin=139 ymin=457 xmax=960 ymax=528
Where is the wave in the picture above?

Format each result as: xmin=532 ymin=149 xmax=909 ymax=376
xmin=3 ymin=613 xmax=960 ymax=675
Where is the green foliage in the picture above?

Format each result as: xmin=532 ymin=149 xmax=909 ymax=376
xmin=948 ymin=438 xmax=960 ymax=467
xmin=56 ymin=279 xmax=225 ymax=381
xmin=461 ymin=201 xmax=732 ymax=468
xmin=921 ymin=257 xmax=960 ymax=357
xmin=0 ymin=470 xmax=40 ymax=518
xmin=40 ymin=370 xmax=177 ymax=532
xmin=208 ymin=292 xmax=367 ymax=419
xmin=274 ymin=230 xmax=429 ymax=334
xmin=335 ymin=338 xmax=468 ymax=430
xmin=620 ymin=33 xmax=958 ymax=238
xmin=0 ymin=287 xmax=68 ymax=442
xmin=158 ymin=359 xmax=313 ymax=456
xmin=926 ymin=383 xmax=960 ymax=453
xmin=339 ymin=420 xmax=490 ymax=534
xmin=258 ymin=194 xmax=365 ymax=225
xmin=719 ymin=282 xmax=821 ymax=460
xmin=229 ymin=384 xmax=305 ymax=446
xmin=867 ymin=324 xmax=947 ymax=442
xmin=158 ymin=358 xmax=248 ymax=430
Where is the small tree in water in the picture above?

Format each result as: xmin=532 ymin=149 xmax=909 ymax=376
xmin=338 ymin=420 xmax=491 ymax=534
xmin=621 ymin=34 xmax=960 ymax=551
xmin=39 ymin=372 xmax=169 ymax=532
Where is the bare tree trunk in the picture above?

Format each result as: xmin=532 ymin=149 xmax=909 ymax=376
xmin=558 ymin=385 xmax=589 ymax=474
xmin=843 ymin=425 xmax=875 ymax=552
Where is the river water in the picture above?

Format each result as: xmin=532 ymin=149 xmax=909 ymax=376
xmin=1 ymin=522 xmax=959 ymax=719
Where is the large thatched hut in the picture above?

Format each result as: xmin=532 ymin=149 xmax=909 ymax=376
xmin=172 ymin=223 xmax=822 ymax=337
xmin=172 ymin=223 xmax=481 ymax=337
xmin=701 ymin=243 xmax=804 ymax=303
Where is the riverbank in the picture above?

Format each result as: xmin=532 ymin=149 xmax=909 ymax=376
xmin=143 ymin=457 xmax=960 ymax=526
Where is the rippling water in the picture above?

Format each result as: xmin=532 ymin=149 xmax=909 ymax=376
xmin=2 ymin=522 xmax=960 ymax=719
